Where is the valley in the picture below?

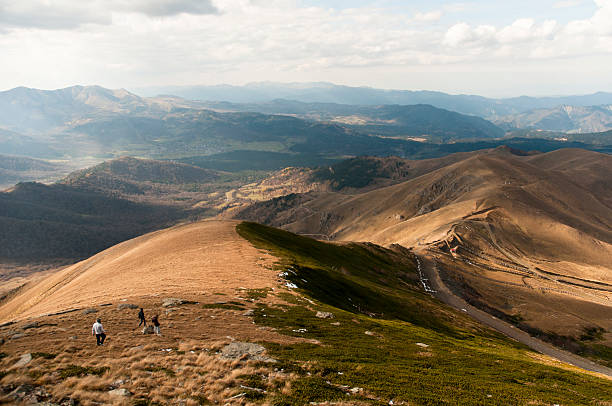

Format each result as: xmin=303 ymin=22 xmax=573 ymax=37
xmin=0 ymin=85 xmax=611 ymax=405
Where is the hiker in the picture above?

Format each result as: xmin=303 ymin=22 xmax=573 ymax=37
xmin=92 ymin=318 xmax=106 ymax=346
xmin=138 ymin=308 xmax=146 ymax=327
xmin=151 ymin=314 xmax=161 ymax=335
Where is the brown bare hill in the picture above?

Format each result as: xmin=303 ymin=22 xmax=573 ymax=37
xmin=235 ymin=148 xmax=612 ymax=357
xmin=0 ymin=220 xmax=276 ymax=323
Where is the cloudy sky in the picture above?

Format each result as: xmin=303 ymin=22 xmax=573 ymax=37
xmin=1 ymin=0 xmax=611 ymax=97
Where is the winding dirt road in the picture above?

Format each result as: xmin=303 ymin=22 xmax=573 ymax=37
xmin=416 ymin=250 xmax=612 ymax=378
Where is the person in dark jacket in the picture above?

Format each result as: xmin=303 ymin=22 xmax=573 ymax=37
xmin=138 ymin=308 xmax=146 ymax=327
xmin=152 ymin=314 xmax=161 ymax=335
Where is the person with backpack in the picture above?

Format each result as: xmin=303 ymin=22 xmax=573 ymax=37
xmin=92 ymin=318 xmax=106 ymax=346
xmin=151 ymin=314 xmax=161 ymax=335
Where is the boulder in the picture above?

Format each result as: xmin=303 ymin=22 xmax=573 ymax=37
xmin=82 ymin=308 xmax=98 ymax=315
xmin=13 ymin=353 xmax=32 ymax=368
xmin=117 ymin=303 xmax=139 ymax=310
xmin=315 ymin=311 xmax=334 ymax=319
xmin=10 ymin=333 xmax=25 ymax=340
xmin=108 ymin=388 xmax=132 ymax=397
xmin=142 ymin=326 xmax=154 ymax=334
xmin=220 ymin=342 xmax=276 ymax=362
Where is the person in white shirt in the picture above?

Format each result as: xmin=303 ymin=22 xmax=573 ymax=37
xmin=92 ymin=318 xmax=106 ymax=346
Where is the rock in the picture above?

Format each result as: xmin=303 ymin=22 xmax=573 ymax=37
xmin=315 ymin=311 xmax=334 ymax=319
xmin=162 ymin=298 xmax=196 ymax=307
xmin=108 ymin=388 xmax=132 ymax=397
xmin=142 ymin=326 xmax=154 ymax=334
xmin=69 ymin=336 xmax=78 ymax=340
xmin=117 ymin=303 xmax=139 ymax=310
xmin=416 ymin=343 xmax=429 ymax=348
xmin=129 ymin=345 xmax=144 ymax=351
xmin=13 ymin=353 xmax=32 ymax=368
xmin=22 ymin=322 xmax=39 ymax=330
xmin=82 ymin=308 xmax=98 ymax=315
xmin=243 ymin=309 xmax=255 ymax=316
xmin=364 ymin=331 xmax=376 ymax=336
xmin=330 ymin=322 xmax=341 ymax=326
xmin=220 ymin=342 xmax=276 ymax=362
xmin=350 ymin=387 xmax=363 ymax=394
xmin=8 ymin=384 xmax=52 ymax=403
xmin=113 ymin=378 xmax=128 ymax=386
xmin=10 ymin=333 xmax=25 ymax=340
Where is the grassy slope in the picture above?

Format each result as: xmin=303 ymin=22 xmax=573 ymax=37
xmin=236 ymin=222 xmax=612 ymax=405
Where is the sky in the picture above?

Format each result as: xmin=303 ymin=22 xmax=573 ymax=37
xmin=1 ymin=0 xmax=611 ymax=97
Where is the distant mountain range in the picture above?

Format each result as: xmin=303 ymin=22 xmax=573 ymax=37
xmin=0 ymin=85 xmax=506 ymax=161
xmin=135 ymin=82 xmax=612 ymax=118
xmin=497 ymin=105 xmax=612 ymax=133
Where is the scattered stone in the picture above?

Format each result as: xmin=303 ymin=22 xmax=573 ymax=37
xmin=142 ymin=326 xmax=154 ymax=335
xmin=7 ymin=384 xmax=52 ymax=404
xmin=108 ymin=388 xmax=132 ymax=397
xmin=350 ymin=387 xmax=363 ymax=394
xmin=162 ymin=298 xmax=196 ymax=307
xmin=129 ymin=345 xmax=144 ymax=351
xmin=416 ymin=343 xmax=429 ymax=348
xmin=13 ymin=353 xmax=32 ymax=368
xmin=117 ymin=303 xmax=139 ymax=310
xmin=82 ymin=308 xmax=98 ymax=315
xmin=364 ymin=331 xmax=376 ymax=336
xmin=243 ymin=309 xmax=255 ymax=316
xmin=331 ymin=322 xmax=341 ymax=326
xmin=69 ymin=336 xmax=78 ymax=340
xmin=10 ymin=333 xmax=25 ymax=340
xmin=113 ymin=379 xmax=128 ymax=386
xmin=22 ymin=322 xmax=39 ymax=330
xmin=220 ymin=342 xmax=276 ymax=362
xmin=316 ymin=311 xmax=334 ymax=319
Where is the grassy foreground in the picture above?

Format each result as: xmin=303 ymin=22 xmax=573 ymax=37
xmin=236 ymin=222 xmax=612 ymax=405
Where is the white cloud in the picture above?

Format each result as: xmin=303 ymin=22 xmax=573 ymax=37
xmin=413 ymin=10 xmax=443 ymax=22
xmin=0 ymin=0 xmax=611 ymax=95
xmin=0 ymin=0 xmax=219 ymax=30
xmin=553 ymin=0 xmax=585 ymax=8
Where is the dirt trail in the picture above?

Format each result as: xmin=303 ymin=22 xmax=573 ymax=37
xmin=415 ymin=249 xmax=612 ymax=378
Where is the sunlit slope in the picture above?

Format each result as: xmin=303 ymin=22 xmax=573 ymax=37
xmin=0 ymin=220 xmax=276 ymax=323
xmin=235 ymin=148 xmax=612 ymax=347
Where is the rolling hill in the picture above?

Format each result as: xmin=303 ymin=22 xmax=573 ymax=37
xmin=201 ymin=100 xmax=505 ymax=141
xmin=234 ymin=147 xmax=612 ymax=364
xmin=0 ymin=220 xmax=610 ymax=405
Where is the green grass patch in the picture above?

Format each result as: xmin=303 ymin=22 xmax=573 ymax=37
xmin=244 ymin=288 xmax=271 ymax=300
xmin=237 ymin=373 xmax=267 ymax=390
xmin=144 ymin=365 xmax=175 ymax=377
xmin=59 ymin=365 xmax=109 ymax=379
xmin=237 ymin=222 xmax=612 ymax=405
